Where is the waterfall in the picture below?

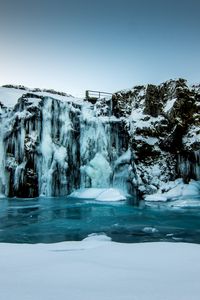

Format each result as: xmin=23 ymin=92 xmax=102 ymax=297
xmin=37 ymin=97 xmax=81 ymax=196
xmin=79 ymin=103 xmax=131 ymax=193
xmin=0 ymin=96 xmax=133 ymax=198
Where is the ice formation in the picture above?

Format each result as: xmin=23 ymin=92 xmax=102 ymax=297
xmin=0 ymin=86 xmax=133 ymax=197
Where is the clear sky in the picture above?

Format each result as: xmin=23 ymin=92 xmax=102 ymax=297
xmin=0 ymin=0 xmax=200 ymax=97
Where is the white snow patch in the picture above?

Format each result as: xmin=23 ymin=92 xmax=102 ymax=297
xmin=164 ymin=98 xmax=177 ymax=112
xmin=145 ymin=179 xmax=200 ymax=202
xmin=129 ymin=108 xmax=164 ymax=130
xmin=0 ymin=86 xmax=84 ymax=107
xmin=0 ymin=87 xmax=25 ymax=107
xmin=69 ymin=188 xmax=126 ymax=201
xmin=82 ymin=233 xmax=112 ymax=242
xmin=134 ymin=135 xmax=158 ymax=146
xmin=183 ymin=125 xmax=200 ymax=149
xmin=0 ymin=240 xmax=200 ymax=300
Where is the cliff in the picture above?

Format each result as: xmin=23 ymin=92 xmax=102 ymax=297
xmin=0 ymin=79 xmax=199 ymax=198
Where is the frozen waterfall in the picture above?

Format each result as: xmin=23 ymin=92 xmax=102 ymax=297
xmin=0 ymin=96 xmax=133 ymax=198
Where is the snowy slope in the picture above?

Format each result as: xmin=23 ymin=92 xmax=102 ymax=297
xmin=0 ymin=85 xmax=83 ymax=107
xmin=0 ymin=87 xmax=25 ymax=107
xmin=0 ymin=235 xmax=200 ymax=300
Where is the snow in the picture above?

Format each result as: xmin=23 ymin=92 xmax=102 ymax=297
xmin=0 ymin=236 xmax=200 ymax=300
xmin=165 ymin=180 xmax=200 ymax=198
xmin=182 ymin=125 xmax=200 ymax=150
xmin=129 ymin=108 xmax=164 ymax=130
xmin=69 ymin=188 xmax=126 ymax=201
xmin=0 ymin=87 xmax=25 ymax=107
xmin=144 ymin=179 xmax=200 ymax=202
xmin=134 ymin=135 xmax=158 ymax=145
xmin=0 ymin=86 xmax=83 ymax=107
xmin=164 ymin=98 xmax=177 ymax=112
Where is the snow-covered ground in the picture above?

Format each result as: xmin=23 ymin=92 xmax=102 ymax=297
xmin=0 ymin=235 xmax=200 ymax=300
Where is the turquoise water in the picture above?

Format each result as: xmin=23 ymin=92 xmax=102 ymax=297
xmin=0 ymin=196 xmax=200 ymax=244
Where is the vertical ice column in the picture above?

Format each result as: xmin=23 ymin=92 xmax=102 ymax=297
xmin=38 ymin=98 xmax=54 ymax=196
xmin=80 ymin=105 xmax=112 ymax=188
xmin=178 ymin=151 xmax=200 ymax=182
xmin=51 ymin=101 xmax=71 ymax=195
xmin=194 ymin=150 xmax=200 ymax=180
xmin=38 ymin=98 xmax=72 ymax=196
xmin=0 ymin=120 xmax=6 ymax=196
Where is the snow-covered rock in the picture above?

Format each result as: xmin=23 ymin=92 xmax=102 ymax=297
xmin=144 ymin=179 xmax=200 ymax=202
xmin=113 ymin=78 xmax=200 ymax=197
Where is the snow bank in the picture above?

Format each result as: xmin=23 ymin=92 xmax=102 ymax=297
xmin=144 ymin=179 xmax=200 ymax=202
xmin=69 ymin=188 xmax=126 ymax=201
xmin=0 ymin=86 xmax=83 ymax=107
xmin=0 ymin=237 xmax=200 ymax=300
xmin=0 ymin=87 xmax=25 ymax=107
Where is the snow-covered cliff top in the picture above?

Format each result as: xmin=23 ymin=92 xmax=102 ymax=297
xmin=0 ymin=85 xmax=84 ymax=107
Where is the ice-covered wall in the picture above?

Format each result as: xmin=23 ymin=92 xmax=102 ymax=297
xmin=0 ymin=93 xmax=133 ymax=198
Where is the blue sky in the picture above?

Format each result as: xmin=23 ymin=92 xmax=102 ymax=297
xmin=0 ymin=0 xmax=200 ymax=96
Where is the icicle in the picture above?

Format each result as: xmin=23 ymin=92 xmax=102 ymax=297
xmin=194 ymin=150 xmax=200 ymax=180
xmin=14 ymin=161 xmax=26 ymax=190
xmin=38 ymin=98 xmax=54 ymax=196
xmin=0 ymin=120 xmax=6 ymax=195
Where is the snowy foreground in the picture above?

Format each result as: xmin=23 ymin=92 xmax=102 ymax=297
xmin=1 ymin=235 xmax=200 ymax=300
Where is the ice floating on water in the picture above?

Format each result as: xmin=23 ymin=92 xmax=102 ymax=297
xmin=69 ymin=188 xmax=126 ymax=201
xmin=83 ymin=233 xmax=112 ymax=242
xmin=142 ymin=227 xmax=159 ymax=233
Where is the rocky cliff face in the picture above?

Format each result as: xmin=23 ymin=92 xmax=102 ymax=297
xmin=0 ymin=80 xmax=199 ymax=199
xmin=113 ymin=78 xmax=200 ymax=196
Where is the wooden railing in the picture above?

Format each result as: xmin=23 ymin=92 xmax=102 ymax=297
xmin=85 ymin=90 xmax=113 ymax=116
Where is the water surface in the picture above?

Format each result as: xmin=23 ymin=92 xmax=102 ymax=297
xmin=0 ymin=196 xmax=200 ymax=244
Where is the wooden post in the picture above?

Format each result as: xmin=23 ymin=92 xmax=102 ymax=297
xmin=85 ymin=90 xmax=89 ymax=100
